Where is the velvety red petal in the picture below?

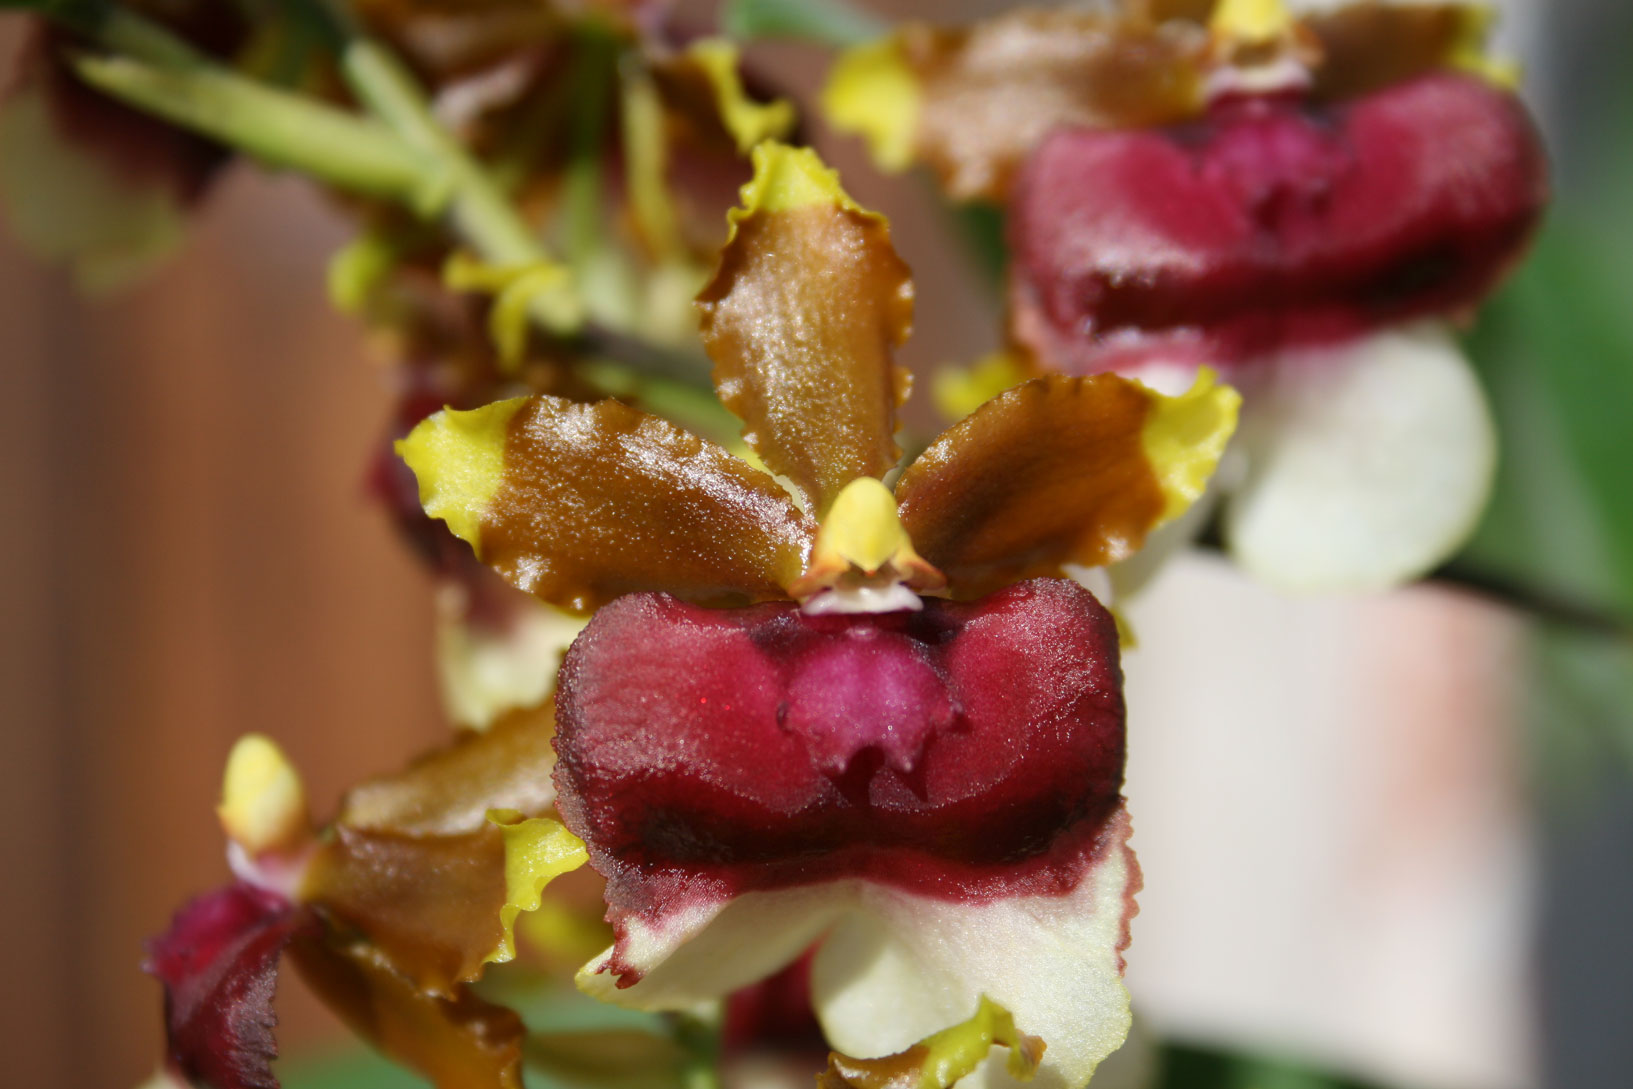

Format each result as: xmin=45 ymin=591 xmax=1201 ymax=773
xmin=1010 ymin=72 xmax=1547 ymax=374
xmin=553 ymin=578 xmax=1124 ymax=923
xmin=144 ymin=882 xmax=311 ymax=1089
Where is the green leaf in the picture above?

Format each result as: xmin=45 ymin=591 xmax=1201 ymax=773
xmin=1154 ymin=1041 xmax=1396 ymax=1089
xmin=1457 ymin=78 xmax=1633 ymax=799
xmin=721 ymin=0 xmax=885 ymax=47
xmin=278 ymin=1046 xmax=429 ymax=1089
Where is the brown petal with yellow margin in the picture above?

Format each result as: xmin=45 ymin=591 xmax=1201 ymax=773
xmin=1305 ymin=3 xmax=1496 ymax=103
xmin=302 ymin=811 xmax=586 ymax=996
xmin=399 ymin=395 xmax=815 ymax=612
xmin=290 ymin=935 xmax=526 ymax=1089
xmin=304 ymin=824 xmax=512 ymax=996
xmin=825 ymin=11 xmax=1206 ymax=202
xmin=697 ymin=144 xmax=912 ymax=514
xmin=895 ymin=376 xmax=1182 ymax=598
xmin=338 ymin=701 xmax=558 ymax=837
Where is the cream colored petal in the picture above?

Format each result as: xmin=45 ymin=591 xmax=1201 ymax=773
xmin=812 ymin=811 xmax=1138 ymax=1089
xmin=578 ymin=812 xmax=1139 ymax=1089
xmin=1224 ymin=321 xmax=1496 ymax=593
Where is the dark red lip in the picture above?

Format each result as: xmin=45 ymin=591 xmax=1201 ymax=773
xmin=554 ymin=578 xmax=1126 ymax=912
xmin=1011 ymin=72 xmax=1548 ymax=373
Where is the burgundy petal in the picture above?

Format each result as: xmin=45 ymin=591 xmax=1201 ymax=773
xmin=1009 ymin=72 xmax=1548 ymax=374
xmin=145 ymin=882 xmax=311 ymax=1089
xmin=553 ymin=578 xmax=1125 ymax=919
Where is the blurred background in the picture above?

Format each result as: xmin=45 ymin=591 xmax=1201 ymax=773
xmin=2 ymin=1 xmax=1630 ymax=1088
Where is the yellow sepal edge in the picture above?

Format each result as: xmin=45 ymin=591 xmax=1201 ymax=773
xmin=822 ymin=38 xmax=920 ymax=174
xmin=725 ymin=142 xmax=884 ymax=246
xmin=686 ymin=38 xmax=798 ymax=155
xmin=1139 ymin=368 xmax=1241 ymax=524
xmin=1209 ymin=0 xmax=1295 ymax=44
xmin=397 ymin=397 xmax=529 ymax=554
xmin=484 ymin=809 xmax=589 ymax=966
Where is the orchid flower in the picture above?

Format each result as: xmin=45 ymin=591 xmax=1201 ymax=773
xmin=399 ymin=143 xmax=1238 ymax=1089
xmin=827 ymin=0 xmax=1548 ymax=593
xmin=148 ymin=719 xmax=584 ymax=1089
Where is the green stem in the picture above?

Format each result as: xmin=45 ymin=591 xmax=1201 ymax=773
xmin=560 ymin=29 xmax=617 ymax=270
xmin=671 ymin=1012 xmax=723 ymax=1089
xmin=70 ymin=54 xmax=438 ymax=205
xmin=36 ymin=0 xmax=438 ymax=204
xmin=303 ymin=0 xmax=552 ymax=267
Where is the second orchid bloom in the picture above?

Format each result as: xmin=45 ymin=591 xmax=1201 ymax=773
xmin=401 ymin=143 xmax=1238 ymax=1088
xmin=828 ymin=0 xmax=1549 ymax=593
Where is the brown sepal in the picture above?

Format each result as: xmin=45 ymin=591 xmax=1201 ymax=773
xmin=895 ymin=376 xmax=1165 ymax=598
xmin=290 ymin=935 xmax=526 ymax=1089
xmin=484 ymin=396 xmax=815 ymax=610
xmin=303 ymin=823 xmax=512 ymax=996
xmin=698 ymin=203 xmax=913 ymax=513
xmin=896 ymin=10 xmax=1206 ymax=201
xmin=338 ymin=701 xmax=558 ymax=837
xmin=1305 ymin=3 xmax=1491 ymax=103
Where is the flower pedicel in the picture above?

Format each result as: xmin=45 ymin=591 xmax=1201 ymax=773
xmin=399 ymin=143 xmax=1238 ymax=1088
xmin=828 ymin=0 xmax=1549 ymax=592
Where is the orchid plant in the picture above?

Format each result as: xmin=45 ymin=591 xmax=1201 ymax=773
xmin=0 ymin=0 xmax=1560 ymax=1088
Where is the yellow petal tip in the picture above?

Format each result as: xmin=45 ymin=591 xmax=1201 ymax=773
xmin=397 ymin=398 xmax=528 ymax=553
xmin=1140 ymin=368 xmax=1241 ymax=523
xmin=484 ymin=810 xmax=589 ymax=966
xmin=218 ymin=734 xmax=308 ymax=855
xmin=823 ymin=39 xmax=920 ymax=173
xmin=1209 ymin=0 xmax=1294 ymax=43
xmin=932 ymin=352 xmax=1031 ymax=422
xmin=738 ymin=142 xmax=860 ymax=217
xmin=1449 ymin=7 xmax=1522 ymax=89
xmin=687 ymin=38 xmax=798 ymax=155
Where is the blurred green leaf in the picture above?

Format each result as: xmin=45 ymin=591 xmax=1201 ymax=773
xmin=278 ymin=1046 xmax=428 ymax=1089
xmin=1466 ymin=224 xmax=1633 ymax=614
xmin=1155 ymin=1041 xmax=1395 ymax=1089
xmin=1460 ymin=78 xmax=1633 ymax=798
xmin=721 ymin=0 xmax=884 ymax=47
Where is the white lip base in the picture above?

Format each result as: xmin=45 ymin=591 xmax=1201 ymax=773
xmin=800 ymin=582 xmax=924 ymax=616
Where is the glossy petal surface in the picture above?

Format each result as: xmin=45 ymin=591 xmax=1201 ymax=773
xmin=338 ymin=701 xmax=559 ymax=837
xmin=1224 ymin=321 xmax=1496 ymax=591
xmin=555 ymin=578 xmax=1124 ymax=925
xmin=826 ymin=11 xmax=1205 ymax=201
xmin=1010 ymin=73 xmax=1547 ymax=374
xmin=896 ymin=376 xmax=1234 ymax=597
xmin=401 ymin=395 xmax=815 ymax=611
xmin=145 ymin=882 xmax=308 ymax=1089
xmin=698 ymin=145 xmax=913 ymax=512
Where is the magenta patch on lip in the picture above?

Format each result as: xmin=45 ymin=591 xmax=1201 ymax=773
xmin=553 ymin=578 xmax=1125 ymax=916
xmin=1010 ymin=72 xmax=1548 ymax=373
